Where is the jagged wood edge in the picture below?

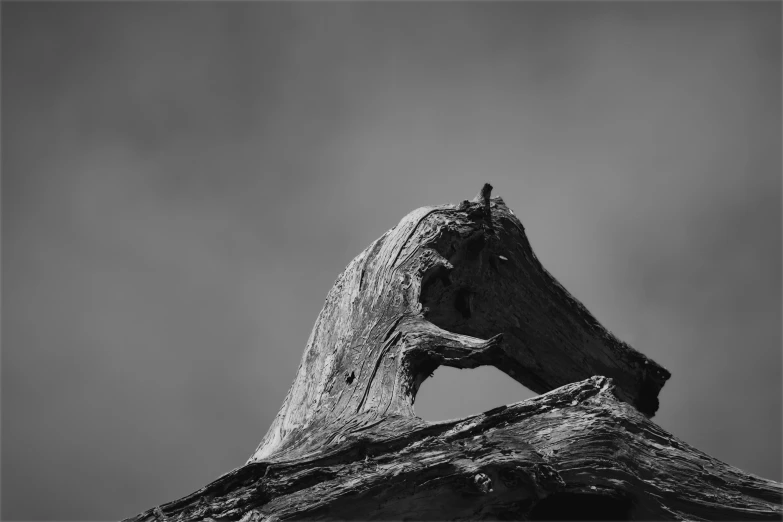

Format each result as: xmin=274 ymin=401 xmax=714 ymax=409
xmin=125 ymin=377 xmax=782 ymax=521
xmin=123 ymin=186 xmax=781 ymax=521
xmin=248 ymin=185 xmax=670 ymax=464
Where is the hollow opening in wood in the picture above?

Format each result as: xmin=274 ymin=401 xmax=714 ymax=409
xmin=413 ymin=365 xmax=537 ymax=422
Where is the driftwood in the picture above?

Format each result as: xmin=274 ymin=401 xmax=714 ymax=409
xmin=125 ymin=185 xmax=782 ymax=521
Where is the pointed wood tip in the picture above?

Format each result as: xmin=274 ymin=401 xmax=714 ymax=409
xmin=472 ymin=183 xmax=493 ymax=205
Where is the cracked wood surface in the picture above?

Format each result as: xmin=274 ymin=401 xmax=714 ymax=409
xmin=249 ymin=185 xmax=669 ymax=464
xmin=125 ymin=377 xmax=781 ymax=521
xmin=123 ymin=186 xmax=781 ymax=521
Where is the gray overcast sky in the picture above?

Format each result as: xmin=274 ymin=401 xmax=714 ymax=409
xmin=2 ymin=2 xmax=781 ymax=520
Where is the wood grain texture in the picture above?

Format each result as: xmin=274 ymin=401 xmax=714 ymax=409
xmin=123 ymin=187 xmax=781 ymax=521
xmin=126 ymin=378 xmax=781 ymax=521
xmin=250 ymin=188 xmax=670 ymax=463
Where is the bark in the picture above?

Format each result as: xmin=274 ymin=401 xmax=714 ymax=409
xmin=124 ymin=185 xmax=782 ymax=521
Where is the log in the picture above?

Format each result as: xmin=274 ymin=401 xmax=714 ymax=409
xmin=124 ymin=185 xmax=782 ymax=521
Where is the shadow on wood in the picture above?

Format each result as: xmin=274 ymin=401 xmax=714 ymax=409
xmin=124 ymin=185 xmax=781 ymax=521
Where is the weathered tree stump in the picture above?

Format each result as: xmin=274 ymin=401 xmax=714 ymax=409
xmin=125 ymin=185 xmax=782 ymax=521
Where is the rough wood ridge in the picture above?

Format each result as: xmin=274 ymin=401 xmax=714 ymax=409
xmin=124 ymin=184 xmax=782 ymax=521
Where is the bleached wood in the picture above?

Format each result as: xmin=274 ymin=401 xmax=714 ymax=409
xmin=123 ymin=186 xmax=781 ymax=521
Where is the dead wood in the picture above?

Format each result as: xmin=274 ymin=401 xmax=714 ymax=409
xmin=123 ymin=185 xmax=781 ymax=521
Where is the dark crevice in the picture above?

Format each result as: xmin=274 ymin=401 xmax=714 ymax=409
xmin=528 ymin=492 xmax=633 ymax=521
xmin=463 ymin=231 xmax=486 ymax=261
xmin=419 ymin=217 xmax=507 ymax=341
xmin=420 ymin=262 xmax=452 ymax=294
xmin=345 ymin=371 xmax=355 ymax=385
xmin=454 ymin=288 xmax=472 ymax=318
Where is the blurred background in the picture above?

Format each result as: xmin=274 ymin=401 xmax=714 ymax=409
xmin=2 ymin=2 xmax=780 ymax=520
